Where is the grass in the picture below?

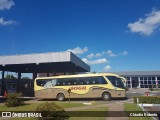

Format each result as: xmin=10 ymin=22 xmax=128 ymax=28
xmin=0 ymin=102 xmax=87 ymax=111
xmin=124 ymin=103 xmax=153 ymax=120
xmin=0 ymin=101 xmax=108 ymax=120
xmin=0 ymin=103 xmax=39 ymax=111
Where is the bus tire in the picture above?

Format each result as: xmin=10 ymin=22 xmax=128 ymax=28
xmin=102 ymin=92 xmax=111 ymax=101
xmin=57 ymin=93 xmax=65 ymax=101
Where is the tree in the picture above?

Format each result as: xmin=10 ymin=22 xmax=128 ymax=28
xmin=5 ymin=74 xmax=16 ymax=79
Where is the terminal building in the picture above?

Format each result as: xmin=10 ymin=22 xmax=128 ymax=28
xmin=114 ymin=71 xmax=160 ymax=88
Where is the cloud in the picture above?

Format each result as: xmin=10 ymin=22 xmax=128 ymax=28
xmin=128 ymin=9 xmax=160 ymax=36
xmin=95 ymin=52 xmax=105 ymax=57
xmin=87 ymin=53 xmax=94 ymax=59
xmin=0 ymin=0 xmax=14 ymax=10
xmin=119 ymin=51 xmax=128 ymax=56
xmin=106 ymin=50 xmax=117 ymax=57
xmin=104 ymin=65 xmax=111 ymax=71
xmin=82 ymin=58 xmax=108 ymax=65
xmin=0 ymin=17 xmax=17 ymax=26
xmin=86 ymin=52 xmax=105 ymax=59
xmin=67 ymin=47 xmax=88 ymax=55
xmin=86 ymin=50 xmax=128 ymax=58
xmin=87 ymin=52 xmax=105 ymax=58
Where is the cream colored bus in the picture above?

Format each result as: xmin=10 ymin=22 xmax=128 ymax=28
xmin=34 ymin=73 xmax=126 ymax=101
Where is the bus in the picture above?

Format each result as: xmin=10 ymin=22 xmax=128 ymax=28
xmin=34 ymin=73 xmax=126 ymax=101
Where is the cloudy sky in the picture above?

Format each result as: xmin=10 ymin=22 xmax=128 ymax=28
xmin=0 ymin=0 xmax=160 ymax=72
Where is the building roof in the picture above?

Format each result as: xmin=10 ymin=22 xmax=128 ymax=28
xmin=112 ymin=71 xmax=160 ymax=76
xmin=0 ymin=51 xmax=90 ymax=73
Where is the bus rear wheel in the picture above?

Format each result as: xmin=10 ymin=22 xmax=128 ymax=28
xmin=102 ymin=92 xmax=111 ymax=101
xmin=57 ymin=93 xmax=65 ymax=101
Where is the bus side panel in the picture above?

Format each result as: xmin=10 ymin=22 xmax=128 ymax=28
xmin=35 ymin=89 xmax=89 ymax=99
xmin=91 ymin=86 xmax=126 ymax=98
xmin=35 ymin=87 xmax=126 ymax=99
xmin=35 ymin=89 xmax=57 ymax=99
xmin=35 ymin=88 xmax=83 ymax=99
xmin=90 ymin=86 xmax=114 ymax=98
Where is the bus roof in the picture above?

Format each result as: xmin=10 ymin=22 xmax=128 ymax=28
xmin=35 ymin=73 xmax=121 ymax=80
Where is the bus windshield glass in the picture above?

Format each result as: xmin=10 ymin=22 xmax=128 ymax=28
xmin=106 ymin=76 xmax=125 ymax=89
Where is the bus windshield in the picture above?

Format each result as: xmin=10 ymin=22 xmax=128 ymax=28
xmin=106 ymin=76 xmax=125 ymax=89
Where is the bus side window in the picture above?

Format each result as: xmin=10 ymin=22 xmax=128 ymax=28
xmin=57 ymin=82 xmax=61 ymax=86
xmin=99 ymin=77 xmax=107 ymax=84
xmin=80 ymin=81 xmax=84 ymax=85
xmin=87 ymin=77 xmax=94 ymax=84
xmin=79 ymin=78 xmax=86 ymax=85
xmin=63 ymin=82 xmax=66 ymax=85
xmin=61 ymin=79 xmax=66 ymax=85
xmin=79 ymin=79 xmax=84 ymax=85
xmin=36 ymin=79 xmax=47 ymax=86
xmin=67 ymin=79 xmax=74 ymax=85
xmin=86 ymin=80 xmax=90 ymax=84
xmin=67 ymin=78 xmax=80 ymax=85
xmin=56 ymin=79 xmax=64 ymax=86
xmin=92 ymin=77 xmax=99 ymax=84
xmin=86 ymin=77 xmax=98 ymax=84
xmin=92 ymin=80 xmax=95 ymax=84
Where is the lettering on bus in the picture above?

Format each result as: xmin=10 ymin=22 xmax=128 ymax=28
xmin=70 ymin=86 xmax=86 ymax=90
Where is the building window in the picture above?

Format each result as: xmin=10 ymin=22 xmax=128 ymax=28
xmin=144 ymin=77 xmax=147 ymax=80
xmin=152 ymin=77 xmax=155 ymax=80
xmin=140 ymin=85 xmax=144 ymax=88
xmin=140 ymin=81 xmax=143 ymax=84
xmin=127 ymin=80 xmax=130 ymax=84
xmin=152 ymin=80 xmax=156 ymax=84
xmin=144 ymin=81 xmax=147 ymax=84
xmin=144 ymin=85 xmax=148 ymax=88
xmin=157 ymin=77 xmax=160 ymax=80
xmin=126 ymin=77 xmax=130 ymax=80
xmin=148 ymin=80 xmax=152 ymax=84
xmin=140 ymin=77 xmax=143 ymax=80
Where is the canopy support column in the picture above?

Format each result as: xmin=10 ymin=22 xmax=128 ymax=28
xmin=1 ymin=71 xmax=5 ymax=95
xmin=17 ymin=72 xmax=21 ymax=92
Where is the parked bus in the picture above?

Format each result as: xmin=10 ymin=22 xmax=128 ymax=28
xmin=34 ymin=73 xmax=126 ymax=101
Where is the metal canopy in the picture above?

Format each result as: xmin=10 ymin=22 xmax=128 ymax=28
xmin=0 ymin=51 xmax=90 ymax=73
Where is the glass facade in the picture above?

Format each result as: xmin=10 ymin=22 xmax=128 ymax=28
xmin=126 ymin=77 xmax=130 ymax=88
xmin=125 ymin=76 xmax=160 ymax=88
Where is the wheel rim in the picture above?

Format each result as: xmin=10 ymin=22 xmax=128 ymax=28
xmin=59 ymin=96 xmax=63 ymax=101
xmin=104 ymin=94 xmax=109 ymax=99
xmin=58 ymin=94 xmax=64 ymax=101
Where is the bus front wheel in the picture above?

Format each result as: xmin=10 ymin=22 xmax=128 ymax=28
xmin=57 ymin=93 xmax=65 ymax=101
xmin=102 ymin=92 xmax=111 ymax=101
